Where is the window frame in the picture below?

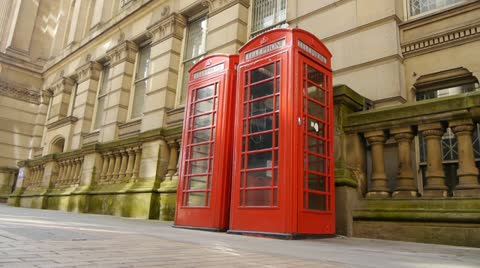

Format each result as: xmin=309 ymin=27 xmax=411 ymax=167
xmin=179 ymin=13 xmax=209 ymax=105
xmin=251 ymin=0 xmax=287 ymax=35
xmin=128 ymin=42 xmax=151 ymax=120
xmin=91 ymin=64 xmax=111 ymax=131
xmin=406 ymin=0 xmax=470 ymax=19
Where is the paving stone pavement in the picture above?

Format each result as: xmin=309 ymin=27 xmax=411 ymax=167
xmin=0 ymin=204 xmax=479 ymax=268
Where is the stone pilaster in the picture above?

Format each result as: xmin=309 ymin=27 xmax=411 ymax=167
xmin=143 ymin=13 xmax=186 ymax=131
xmin=47 ymin=77 xmax=76 ymax=122
xmin=101 ymin=41 xmax=138 ymax=142
xmin=71 ymin=61 xmax=102 ymax=149
xmin=418 ymin=123 xmax=448 ymax=197
xmin=365 ymin=130 xmax=390 ymax=198
xmin=450 ymin=119 xmax=480 ymax=197
xmin=203 ymin=0 xmax=249 ymax=54
xmin=391 ymin=127 xmax=417 ymax=198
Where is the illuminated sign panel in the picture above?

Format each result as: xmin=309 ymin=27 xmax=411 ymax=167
xmin=245 ymin=39 xmax=286 ymax=60
xmin=193 ymin=63 xmax=225 ymax=79
xmin=298 ymin=40 xmax=327 ymax=64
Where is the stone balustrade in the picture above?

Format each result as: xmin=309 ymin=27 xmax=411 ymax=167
xmin=344 ymin=90 xmax=480 ymax=199
xmin=54 ymin=156 xmax=84 ymax=186
xmin=98 ymin=146 xmax=142 ymax=184
xmin=23 ymin=163 xmax=45 ymax=187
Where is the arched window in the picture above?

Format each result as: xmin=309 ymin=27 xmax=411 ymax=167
xmin=50 ymin=137 xmax=65 ymax=153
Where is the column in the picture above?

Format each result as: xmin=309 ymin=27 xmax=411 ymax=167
xmin=106 ymin=153 xmax=115 ymax=181
xmin=166 ymin=140 xmax=179 ymax=180
xmin=418 ymin=123 xmax=448 ymax=197
xmin=391 ymin=127 xmax=417 ymax=198
xmin=119 ymin=150 xmax=128 ymax=179
xmin=71 ymin=62 xmax=102 ymax=149
xmin=143 ymin=13 xmax=186 ymax=131
xmin=5 ymin=0 xmax=39 ymax=58
xmin=365 ymin=130 xmax=390 ymax=198
xmin=450 ymin=119 xmax=480 ymax=197
xmin=125 ymin=148 xmax=135 ymax=179
xmin=100 ymin=153 xmax=109 ymax=181
xmin=64 ymin=160 xmax=73 ymax=184
xmin=101 ymin=41 xmax=138 ymax=142
xmin=112 ymin=151 xmax=122 ymax=180
xmin=131 ymin=147 xmax=142 ymax=180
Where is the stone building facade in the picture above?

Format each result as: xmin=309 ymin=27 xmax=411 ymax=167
xmin=0 ymin=0 xmax=479 ymax=246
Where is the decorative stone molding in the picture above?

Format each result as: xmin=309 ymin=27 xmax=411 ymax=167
xmin=75 ymin=61 xmax=103 ymax=83
xmin=201 ymin=0 xmax=249 ymax=16
xmin=106 ymin=40 xmax=138 ymax=66
xmin=401 ymin=23 xmax=480 ymax=58
xmin=46 ymin=116 xmax=79 ymax=130
xmin=147 ymin=13 xmax=186 ymax=46
xmin=0 ymin=79 xmax=41 ymax=104
xmin=49 ymin=77 xmax=76 ymax=96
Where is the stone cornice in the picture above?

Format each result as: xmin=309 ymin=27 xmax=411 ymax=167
xmin=106 ymin=40 xmax=138 ymax=66
xmin=49 ymin=77 xmax=76 ymax=96
xmin=147 ymin=13 xmax=187 ymax=46
xmin=401 ymin=22 xmax=480 ymax=58
xmin=46 ymin=116 xmax=78 ymax=130
xmin=201 ymin=0 xmax=249 ymax=17
xmin=75 ymin=61 xmax=103 ymax=83
xmin=0 ymin=79 xmax=41 ymax=104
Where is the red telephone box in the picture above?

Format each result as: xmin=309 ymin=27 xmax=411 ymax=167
xmin=229 ymin=29 xmax=334 ymax=237
xmin=175 ymin=54 xmax=238 ymax=231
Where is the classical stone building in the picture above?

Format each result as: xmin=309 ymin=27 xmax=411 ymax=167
xmin=1 ymin=0 xmax=479 ymax=246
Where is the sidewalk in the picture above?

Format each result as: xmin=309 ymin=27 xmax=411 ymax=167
xmin=0 ymin=204 xmax=478 ymax=268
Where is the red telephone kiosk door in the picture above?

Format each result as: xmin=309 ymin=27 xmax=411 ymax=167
xmin=229 ymin=29 xmax=335 ymax=237
xmin=175 ymin=55 xmax=238 ymax=231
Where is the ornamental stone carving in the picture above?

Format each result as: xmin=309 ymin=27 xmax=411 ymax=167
xmin=106 ymin=40 xmax=138 ymax=66
xmin=48 ymin=77 xmax=76 ymax=96
xmin=147 ymin=13 xmax=186 ymax=46
xmin=0 ymin=79 xmax=41 ymax=104
xmin=75 ymin=61 xmax=102 ymax=83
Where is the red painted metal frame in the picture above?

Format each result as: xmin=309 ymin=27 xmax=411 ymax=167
xmin=175 ymin=54 xmax=239 ymax=231
xmin=229 ymin=29 xmax=334 ymax=236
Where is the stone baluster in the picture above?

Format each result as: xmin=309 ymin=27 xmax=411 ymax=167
xmin=365 ymin=130 xmax=390 ymax=198
xmin=75 ymin=157 xmax=83 ymax=184
xmin=55 ymin=161 xmax=64 ymax=184
xmin=106 ymin=152 xmax=115 ymax=181
xmin=119 ymin=150 xmax=128 ymax=179
xmin=131 ymin=147 xmax=142 ymax=181
xmin=112 ymin=151 xmax=122 ymax=181
xmin=419 ymin=123 xmax=448 ymax=197
xmin=125 ymin=148 xmax=135 ymax=179
xmin=31 ymin=166 xmax=37 ymax=186
xmin=60 ymin=160 xmax=68 ymax=184
xmin=166 ymin=141 xmax=179 ymax=180
xmin=100 ymin=153 xmax=109 ymax=181
xmin=391 ymin=127 xmax=417 ymax=198
xmin=72 ymin=158 xmax=81 ymax=184
xmin=64 ymin=160 xmax=73 ymax=185
xmin=39 ymin=165 xmax=44 ymax=186
xmin=450 ymin=119 xmax=480 ymax=197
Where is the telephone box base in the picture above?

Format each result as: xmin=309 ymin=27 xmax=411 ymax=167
xmin=227 ymin=230 xmax=336 ymax=240
xmin=173 ymin=225 xmax=227 ymax=232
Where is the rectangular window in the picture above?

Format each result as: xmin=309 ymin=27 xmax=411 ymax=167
xmin=409 ymin=0 xmax=466 ymax=17
xmin=93 ymin=65 xmax=110 ymax=130
xmin=251 ymin=0 xmax=286 ymax=34
xmin=180 ymin=15 xmax=208 ymax=104
xmin=130 ymin=46 xmax=151 ymax=119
